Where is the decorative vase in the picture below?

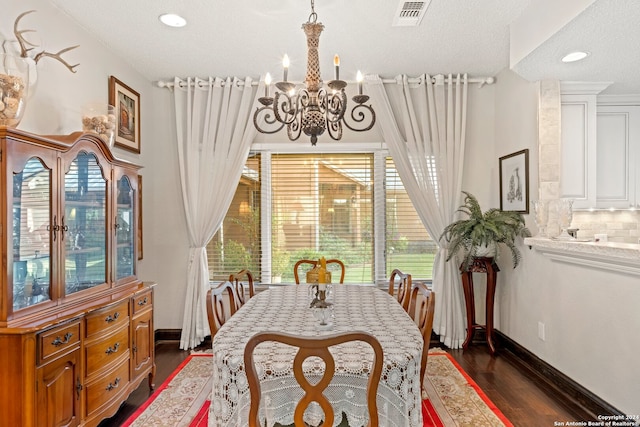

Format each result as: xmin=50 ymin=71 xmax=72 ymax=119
xmin=531 ymin=200 xmax=550 ymax=237
xmin=555 ymin=198 xmax=575 ymax=240
xmin=0 ymin=54 xmax=29 ymax=127
xmin=82 ymin=103 xmax=116 ymax=148
xmin=474 ymin=242 xmax=497 ymax=258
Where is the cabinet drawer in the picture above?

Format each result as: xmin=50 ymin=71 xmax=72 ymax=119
xmin=132 ymin=289 xmax=152 ymax=315
xmin=38 ymin=320 xmax=81 ymax=365
xmin=85 ymin=299 xmax=129 ymax=338
xmin=85 ymin=358 xmax=130 ymax=416
xmin=85 ymin=324 xmax=130 ymax=376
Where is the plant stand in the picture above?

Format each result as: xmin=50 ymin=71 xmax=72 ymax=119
xmin=460 ymin=257 xmax=500 ymax=355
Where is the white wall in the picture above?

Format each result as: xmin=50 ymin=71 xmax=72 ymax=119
xmin=494 ymin=68 xmax=640 ymax=415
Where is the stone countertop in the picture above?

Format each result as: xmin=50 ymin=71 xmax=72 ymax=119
xmin=523 ymin=237 xmax=640 ymax=275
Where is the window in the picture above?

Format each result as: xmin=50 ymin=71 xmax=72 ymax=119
xmin=385 ymin=158 xmax=436 ymax=279
xmin=206 ymin=151 xmax=435 ymax=284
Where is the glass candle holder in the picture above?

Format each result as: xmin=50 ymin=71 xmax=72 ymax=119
xmin=0 ymin=54 xmax=29 ymax=127
xmin=531 ymin=200 xmax=550 ymax=238
xmin=555 ymin=198 xmax=575 ymax=240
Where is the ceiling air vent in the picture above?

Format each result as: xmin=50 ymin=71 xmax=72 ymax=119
xmin=392 ymin=1 xmax=431 ymax=27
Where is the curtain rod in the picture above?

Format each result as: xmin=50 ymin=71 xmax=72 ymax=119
xmin=156 ymin=75 xmax=495 ymax=90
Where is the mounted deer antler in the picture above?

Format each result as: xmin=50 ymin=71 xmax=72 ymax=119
xmin=13 ymin=10 xmax=80 ymax=73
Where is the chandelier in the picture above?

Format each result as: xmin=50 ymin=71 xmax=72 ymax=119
xmin=253 ymin=0 xmax=376 ymax=146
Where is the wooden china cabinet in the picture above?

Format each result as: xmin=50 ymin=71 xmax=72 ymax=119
xmin=0 ymin=127 xmax=155 ymax=427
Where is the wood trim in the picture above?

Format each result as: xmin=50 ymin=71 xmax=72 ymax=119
xmin=154 ymin=329 xmax=183 ymax=343
xmin=495 ymin=330 xmax=623 ymax=420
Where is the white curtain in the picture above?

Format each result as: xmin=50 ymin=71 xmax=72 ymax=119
xmin=368 ymin=74 xmax=468 ymax=348
xmin=173 ymin=76 xmax=258 ymax=349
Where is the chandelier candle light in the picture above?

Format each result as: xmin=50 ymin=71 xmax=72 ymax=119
xmin=253 ymin=0 xmax=376 ymax=145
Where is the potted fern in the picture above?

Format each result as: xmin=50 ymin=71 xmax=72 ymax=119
xmin=440 ymin=191 xmax=531 ymax=270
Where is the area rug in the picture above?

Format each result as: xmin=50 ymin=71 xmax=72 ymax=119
xmin=124 ymin=350 xmax=511 ymax=427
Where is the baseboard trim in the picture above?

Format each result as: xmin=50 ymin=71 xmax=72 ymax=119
xmin=155 ymin=328 xmax=182 ymax=343
xmin=496 ymin=330 xmax=622 ymax=420
xmin=155 ymin=328 xmax=212 ymax=346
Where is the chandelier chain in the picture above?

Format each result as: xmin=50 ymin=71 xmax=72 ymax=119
xmin=308 ymin=0 xmax=317 ymax=23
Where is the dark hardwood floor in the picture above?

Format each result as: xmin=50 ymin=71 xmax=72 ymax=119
xmin=99 ymin=341 xmax=580 ymax=427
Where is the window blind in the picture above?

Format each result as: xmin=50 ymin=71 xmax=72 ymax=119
xmin=384 ymin=157 xmax=435 ymax=280
xmin=206 ymin=152 xmax=435 ymax=284
xmin=271 ymin=153 xmax=374 ymax=284
xmin=207 ymin=154 xmax=262 ymax=282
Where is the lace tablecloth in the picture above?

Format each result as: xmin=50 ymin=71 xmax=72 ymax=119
xmin=210 ymin=285 xmax=424 ymax=427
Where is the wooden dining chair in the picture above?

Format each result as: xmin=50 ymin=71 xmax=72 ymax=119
xmin=388 ymin=268 xmax=412 ymax=311
xmin=293 ymin=259 xmax=346 ymax=284
xmin=228 ymin=269 xmax=254 ymax=309
xmin=407 ymin=282 xmax=436 ymax=384
xmin=245 ymin=331 xmax=383 ymax=427
xmin=206 ymin=281 xmax=237 ymax=339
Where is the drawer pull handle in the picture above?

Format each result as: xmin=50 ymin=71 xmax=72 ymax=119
xmin=137 ymin=297 xmax=148 ymax=306
xmin=105 ymin=342 xmax=120 ymax=355
xmin=76 ymin=379 xmax=83 ymax=400
xmin=105 ymin=312 xmax=120 ymax=323
xmin=51 ymin=332 xmax=73 ymax=347
xmin=105 ymin=377 xmax=121 ymax=391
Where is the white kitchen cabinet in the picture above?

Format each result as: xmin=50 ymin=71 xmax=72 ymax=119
xmin=560 ymin=82 xmax=640 ymax=210
xmin=595 ymin=105 xmax=640 ymax=209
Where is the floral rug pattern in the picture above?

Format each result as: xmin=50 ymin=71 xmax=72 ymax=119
xmin=122 ymin=354 xmax=213 ymax=427
xmin=125 ymin=349 xmax=510 ymax=427
xmin=423 ymin=351 xmax=512 ymax=427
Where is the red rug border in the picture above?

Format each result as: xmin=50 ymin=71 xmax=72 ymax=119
xmin=428 ymin=351 xmax=514 ymax=427
xmin=127 ymin=351 xmax=511 ymax=427
xmin=422 ymin=398 xmax=445 ymax=427
xmin=121 ymin=353 xmax=212 ymax=427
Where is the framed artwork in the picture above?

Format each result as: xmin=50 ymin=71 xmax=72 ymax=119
xmin=109 ymin=76 xmax=141 ymax=153
xmin=499 ymin=149 xmax=529 ymax=213
xmin=137 ymin=174 xmax=143 ymax=260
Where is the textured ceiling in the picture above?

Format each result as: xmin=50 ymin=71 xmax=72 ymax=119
xmin=45 ymin=0 xmax=640 ymax=94
xmin=46 ymin=0 xmax=530 ymax=82
xmin=512 ymin=0 xmax=640 ymax=95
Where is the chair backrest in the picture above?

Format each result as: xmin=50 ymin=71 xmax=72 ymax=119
xmin=293 ymin=259 xmax=346 ymax=284
xmin=229 ymin=269 xmax=254 ymax=309
xmin=407 ymin=282 xmax=436 ymax=384
xmin=388 ymin=269 xmax=411 ymax=311
xmin=206 ymin=281 xmax=237 ymax=339
xmin=245 ymin=331 xmax=383 ymax=427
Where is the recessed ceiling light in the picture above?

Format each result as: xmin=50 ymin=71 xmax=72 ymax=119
xmin=561 ymin=51 xmax=589 ymax=63
xmin=159 ymin=13 xmax=187 ymax=28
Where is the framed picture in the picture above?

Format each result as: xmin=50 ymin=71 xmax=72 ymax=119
xmin=499 ymin=149 xmax=529 ymax=213
xmin=109 ymin=76 xmax=141 ymax=153
xmin=137 ymin=174 xmax=143 ymax=260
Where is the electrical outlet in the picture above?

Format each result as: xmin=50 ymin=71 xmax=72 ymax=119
xmin=538 ymin=322 xmax=546 ymax=341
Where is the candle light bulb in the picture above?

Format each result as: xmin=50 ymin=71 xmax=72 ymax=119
xmin=283 ymin=54 xmax=290 ymax=82
xmin=356 ymin=70 xmax=363 ymax=95
xmin=334 ymin=54 xmax=340 ymax=80
xmin=264 ymin=73 xmax=271 ymax=97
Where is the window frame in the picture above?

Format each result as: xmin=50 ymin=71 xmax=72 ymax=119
xmin=210 ymin=141 xmax=434 ymax=288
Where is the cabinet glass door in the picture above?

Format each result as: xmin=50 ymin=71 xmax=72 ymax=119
xmin=64 ymin=152 xmax=107 ymax=294
xmin=115 ymin=176 xmax=135 ymax=280
xmin=12 ymin=158 xmax=52 ymax=311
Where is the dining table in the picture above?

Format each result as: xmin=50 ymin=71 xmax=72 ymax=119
xmin=210 ymin=284 xmax=424 ymax=427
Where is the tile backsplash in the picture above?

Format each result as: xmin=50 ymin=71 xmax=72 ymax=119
xmin=571 ymin=210 xmax=640 ymax=243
